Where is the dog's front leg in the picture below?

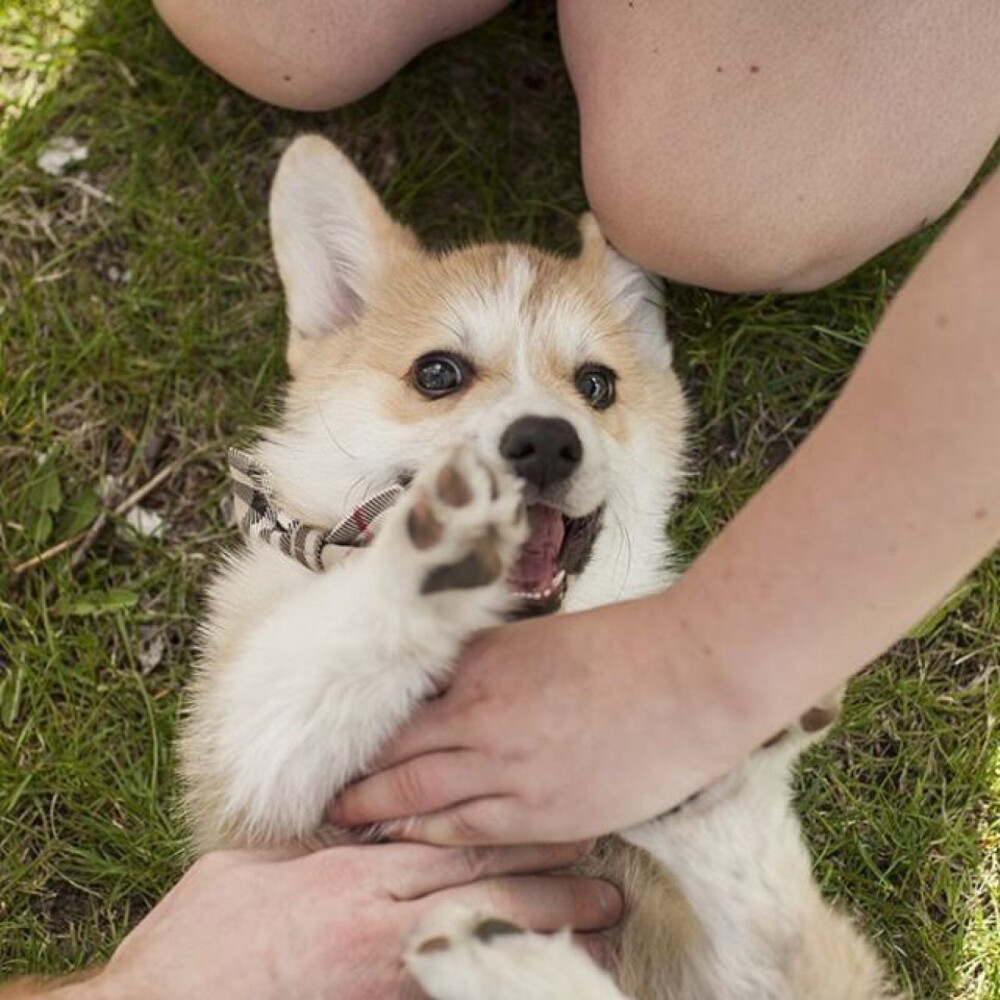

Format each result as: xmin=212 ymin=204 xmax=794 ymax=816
xmin=182 ymin=445 xmax=527 ymax=850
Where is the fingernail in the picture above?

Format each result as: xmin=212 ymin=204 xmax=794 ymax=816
xmin=599 ymin=883 xmax=622 ymax=919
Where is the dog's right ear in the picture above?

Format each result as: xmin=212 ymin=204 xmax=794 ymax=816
xmin=577 ymin=212 xmax=671 ymax=369
xmin=270 ymin=135 xmax=417 ymax=374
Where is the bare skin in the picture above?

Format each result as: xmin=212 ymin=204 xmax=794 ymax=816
xmin=151 ymin=0 xmax=508 ymax=111
xmin=334 ymin=168 xmax=1000 ymax=843
xmin=562 ymin=0 xmax=1000 ymax=291
xmin=6 ymin=843 xmax=620 ymax=1000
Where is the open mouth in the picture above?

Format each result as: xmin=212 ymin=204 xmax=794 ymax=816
xmin=508 ymin=504 xmax=605 ymax=617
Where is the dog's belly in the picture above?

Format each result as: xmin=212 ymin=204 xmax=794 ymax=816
xmin=577 ymin=836 xmax=699 ymax=1000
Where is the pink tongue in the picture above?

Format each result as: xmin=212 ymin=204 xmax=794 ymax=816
xmin=510 ymin=506 xmax=565 ymax=592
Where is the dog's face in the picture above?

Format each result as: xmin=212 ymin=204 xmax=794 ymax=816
xmin=259 ymin=136 xmax=687 ymax=611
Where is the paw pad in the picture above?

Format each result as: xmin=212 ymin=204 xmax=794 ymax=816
xmin=398 ymin=446 xmax=525 ymax=598
xmin=415 ymin=936 xmax=451 ymax=955
xmin=473 ymin=918 xmax=523 ymax=942
xmin=760 ymin=694 xmax=843 ymax=749
xmin=437 ymin=464 xmax=473 ymax=507
xmin=799 ymin=703 xmax=840 ymax=733
xmin=407 ymin=500 xmax=444 ymax=550
xmin=421 ymin=541 xmax=503 ymax=594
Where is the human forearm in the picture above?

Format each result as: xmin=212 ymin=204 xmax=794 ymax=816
xmin=652 ymin=169 xmax=1000 ymax=758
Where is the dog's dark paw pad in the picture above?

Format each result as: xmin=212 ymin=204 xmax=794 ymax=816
xmin=473 ymin=918 xmax=523 ymax=943
xmin=799 ymin=703 xmax=840 ymax=733
xmin=436 ymin=464 xmax=473 ymax=507
xmin=761 ymin=728 xmax=789 ymax=749
xmin=485 ymin=464 xmax=499 ymax=500
xmin=408 ymin=500 xmax=444 ymax=550
xmin=421 ymin=542 xmax=502 ymax=594
xmin=415 ymin=936 xmax=452 ymax=955
xmin=656 ymin=787 xmax=704 ymax=820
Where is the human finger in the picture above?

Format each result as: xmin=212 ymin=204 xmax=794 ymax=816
xmin=380 ymin=841 xmax=595 ymax=900
xmin=368 ymin=696 xmax=468 ymax=772
xmin=387 ymin=796 xmax=547 ymax=847
xmin=330 ymin=751 xmax=493 ymax=827
xmin=420 ymin=875 xmax=623 ymax=933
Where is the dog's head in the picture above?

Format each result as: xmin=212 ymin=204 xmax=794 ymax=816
xmin=258 ymin=135 xmax=687 ymax=612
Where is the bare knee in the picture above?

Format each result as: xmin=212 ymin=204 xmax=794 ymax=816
xmin=154 ymin=0 xmax=508 ymax=111
xmin=580 ymin=123 xmax=965 ymax=295
xmin=154 ymin=0 xmax=400 ymax=110
xmin=563 ymin=0 xmax=999 ymax=293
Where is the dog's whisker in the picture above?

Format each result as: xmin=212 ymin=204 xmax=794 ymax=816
xmin=343 ymin=473 xmax=373 ymax=508
xmin=316 ymin=400 xmax=358 ymax=460
xmin=610 ymin=506 xmax=635 ymax=594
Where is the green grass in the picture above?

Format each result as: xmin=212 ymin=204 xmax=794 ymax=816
xmin=1 ymin=1 xmax=997 ymax=994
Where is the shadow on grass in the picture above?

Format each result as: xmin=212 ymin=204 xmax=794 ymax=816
xmin=1 ymin=1 xmax=997 ymax=995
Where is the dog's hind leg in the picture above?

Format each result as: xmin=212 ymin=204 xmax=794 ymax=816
xmin=622 ymin=697 xmax=900 ymax=1000
xmin=406 ymin=905 xmax=631 ymax=1000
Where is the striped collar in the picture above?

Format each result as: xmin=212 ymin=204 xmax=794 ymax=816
xmin=228 ymin=448 xmax=405 ymax=572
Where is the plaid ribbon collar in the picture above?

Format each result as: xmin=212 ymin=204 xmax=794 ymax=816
xmin=228 ymin=448 xmax=405 ymax=572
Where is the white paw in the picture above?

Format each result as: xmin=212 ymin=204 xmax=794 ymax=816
xmin=406 ymin=905 xmax=627 ymax=1000
xmin=380 ymin=444 xmax=527 ymax=609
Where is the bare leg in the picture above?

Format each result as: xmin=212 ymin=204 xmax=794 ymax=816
xmin=560 ymin=0 xmax=1000 ymax=291
xmin=153 ymin=0 xmax=510 ymax=110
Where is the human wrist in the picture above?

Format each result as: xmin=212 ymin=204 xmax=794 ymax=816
xmin=651 ymin=568 xmax=802 ymax=781
xmin=610 ymin=587 xmax=762 ymax=801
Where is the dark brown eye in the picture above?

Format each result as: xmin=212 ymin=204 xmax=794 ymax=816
xmin=575 ymin=364 xmax=616 ymax=409
xmin=412 ymin=353 xmax=468 ymax=398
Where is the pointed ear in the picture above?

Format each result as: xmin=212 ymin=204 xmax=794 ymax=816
xmin=578 ymin=212 xmax=671 ymax=367
xmin=269 ymin=134 xmax=417 ymax=373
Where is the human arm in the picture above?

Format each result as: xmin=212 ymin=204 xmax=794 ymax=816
xmin=6 ymin=842 xmax=620 ymax=1000
xmin=330 ymin=169 xmax=1000 ymax=843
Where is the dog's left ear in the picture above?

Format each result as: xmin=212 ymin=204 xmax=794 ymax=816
xmin=578 ymin=213 xmax=671 ymax=367
xmin=270 ymin=134 xmax=418 ymax=374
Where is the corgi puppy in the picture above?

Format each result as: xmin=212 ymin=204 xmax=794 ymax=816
xmin=174 ymin=135 xmax=899 ymax=1000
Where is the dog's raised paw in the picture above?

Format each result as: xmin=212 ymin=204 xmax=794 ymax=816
xmin=406 ymin=905 xmax=627 ymax=1000
xmin=398 ymin=445 xmax=526 ymax=598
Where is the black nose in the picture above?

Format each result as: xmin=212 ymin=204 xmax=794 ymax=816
xmin=499 ymin=416 xmax=582 ymax=490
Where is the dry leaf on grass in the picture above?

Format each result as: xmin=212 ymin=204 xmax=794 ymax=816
xmin=37 ymin=137 xmax=89 ymax=176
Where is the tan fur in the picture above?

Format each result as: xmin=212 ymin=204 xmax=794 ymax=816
xmin=285 ymin=238 xmax=684 ymax=452
xmin=580 ymin=840 xmax=704 ymax=998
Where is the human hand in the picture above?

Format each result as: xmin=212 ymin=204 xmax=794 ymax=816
xmin=330 ymin=598 xmax=744 ymax=845
xmin=59 ymin=842 xmax=620 ymax=1000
